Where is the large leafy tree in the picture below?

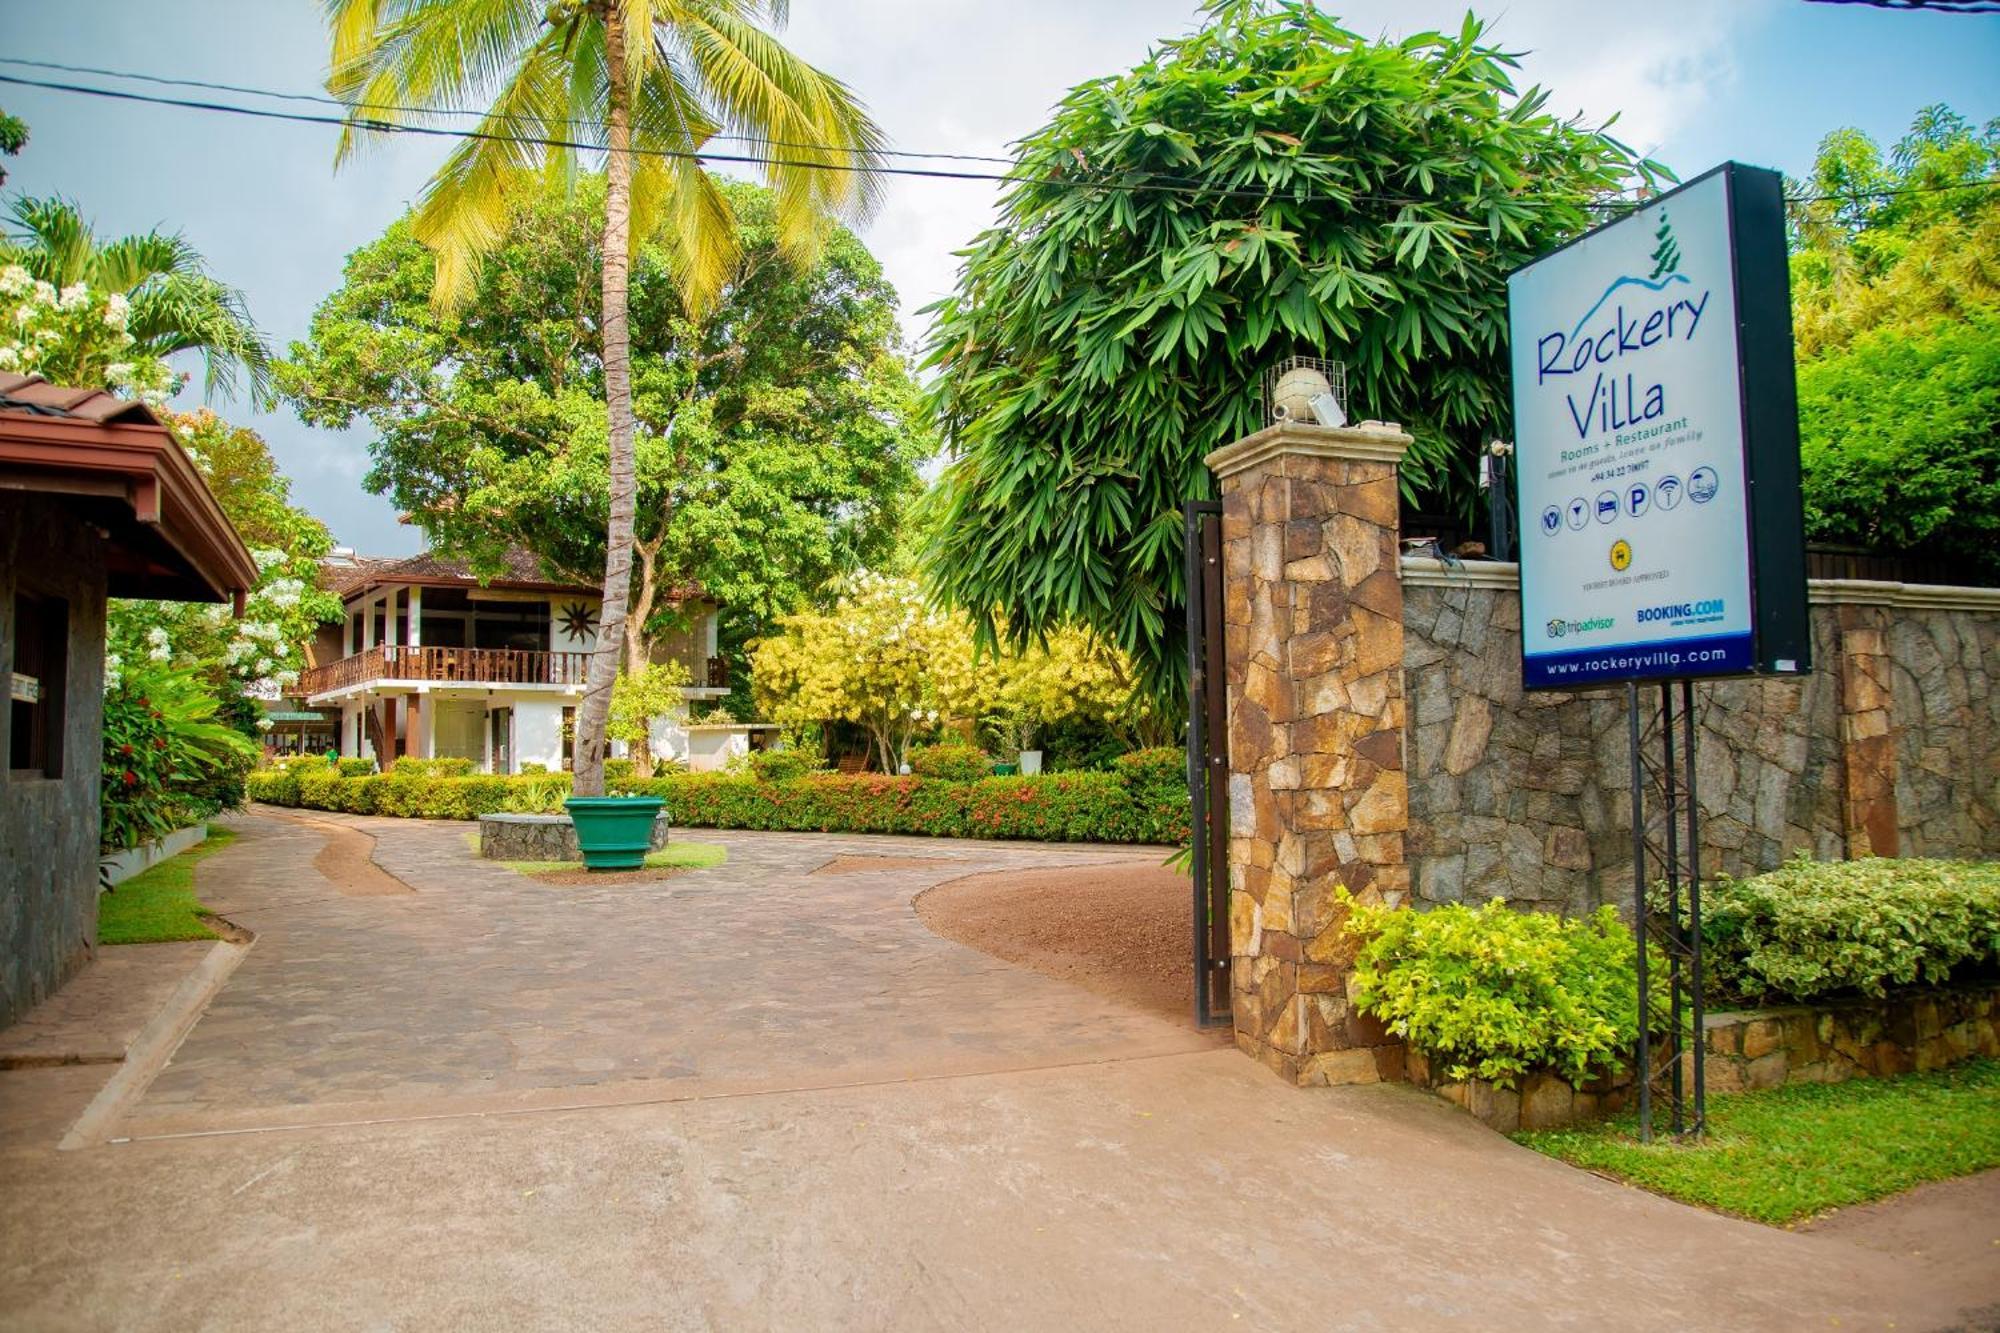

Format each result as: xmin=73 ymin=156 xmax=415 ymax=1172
xmin=325 ymin=0 xmax=883 ymax=797
xmin=1787 ymin=106 xmax=2000 ymax=573
xmin=1 ymin=196 xmax=272 ymax=401
xmin=921 ymin=1 xmax=1662 ymax=700
xmin=108 ymin=412 xmax=343 ymax=708
xmin=282 ymin=173 xmax=930 ymax=677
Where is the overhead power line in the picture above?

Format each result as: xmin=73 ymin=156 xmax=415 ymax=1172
xmin=0 ymin=56 xmax=1024 ymax=167
xmin=3 ymin=65 xmax=1997 ymax=215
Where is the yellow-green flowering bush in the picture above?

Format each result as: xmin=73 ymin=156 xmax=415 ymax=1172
xmin=1699 ymin=854 xmax=2000 ymax=1004
xmin=1345 ymin=894 xmax=1656 ymax=1088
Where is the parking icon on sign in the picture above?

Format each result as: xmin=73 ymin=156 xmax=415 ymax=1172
xmin=1626 ymin=482 xmax=1649 ymax=518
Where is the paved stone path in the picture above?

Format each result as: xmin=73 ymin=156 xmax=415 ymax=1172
xmin=0 ymin=942 xmax=212 ymax=1068
xmin=0 ymin=809 xmax=1995 ymax=1331
xmin=122 ymin=809 xmax=1221 ymax=1136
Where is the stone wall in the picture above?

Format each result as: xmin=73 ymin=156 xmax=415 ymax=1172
xmin=1702 ymin=985 xmax=1999 ymax=1093
xmin=1402 ymin=561 xmax=2000 ymax=914
xmin=1 ymin=493 xmax=109 ymax=1029
xmin=1407 ymin=984 xmax=2000 ymax=1133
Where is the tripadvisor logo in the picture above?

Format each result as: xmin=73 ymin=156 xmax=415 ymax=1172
xmin=1534 ymin=209 xmax=1711 ymax=440
xmin=1546 ymin=615 xmax=1615 ymax=640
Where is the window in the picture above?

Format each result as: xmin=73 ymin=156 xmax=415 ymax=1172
xmin=9 ymin=591 xmax=68 ymax=778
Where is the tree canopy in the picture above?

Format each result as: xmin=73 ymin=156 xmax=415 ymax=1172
xmin=1787 ymin=106 xmax=2000 ymax=574
xmin=920 ymin=0 xmax=1663 ymax=698
xmin=283 ymin=175 xmax=932 ymax=659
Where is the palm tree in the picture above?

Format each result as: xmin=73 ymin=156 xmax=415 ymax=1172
xmin=2 ymin=195 xmax=273 ymax=402
xmin=325 ymin=0 xmax=883 ymax=796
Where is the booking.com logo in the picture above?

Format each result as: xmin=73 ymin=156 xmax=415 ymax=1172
xmin=1636 ymin=599 xmax=1725 ymax=624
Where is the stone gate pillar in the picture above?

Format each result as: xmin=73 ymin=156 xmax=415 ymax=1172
xmin=1204 ymin=420 xmax=1415 ymax=1086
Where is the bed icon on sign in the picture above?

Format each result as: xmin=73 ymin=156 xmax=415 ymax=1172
xmin=1595 ymin=491 xmax=1619 ymax=524
xmin=1626 ymin=482 xmax=1649 ymax=518
xmin=1541 ymin=505 xmax=1562 ymax=536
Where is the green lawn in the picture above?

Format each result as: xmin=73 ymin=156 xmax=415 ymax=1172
xmin=499 ymin=843 xmax=728 ymax=876
xmin=97 ymin=826 xmax=237 ymax=945
xmin=1516 ymin=1058 xmax=2000 ymax=1226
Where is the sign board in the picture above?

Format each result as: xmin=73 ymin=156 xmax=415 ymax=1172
xmin=1508 ymin=162 xmax=1810 ymax=690
xmin=9 ymin=672 xmax=38 ymax=705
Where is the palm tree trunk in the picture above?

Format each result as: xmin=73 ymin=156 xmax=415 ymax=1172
xmin=572 ymin=3 xmax=638 ymax=798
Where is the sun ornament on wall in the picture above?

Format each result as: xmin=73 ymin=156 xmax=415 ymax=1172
xmin=558 ymin=601 xmax=598 ymax=644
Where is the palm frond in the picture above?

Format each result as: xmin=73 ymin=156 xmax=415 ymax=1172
xmin=5 ymin=195 xmax=96 ymax=286
xmin=407 ymin=26 xmax=580 ymax=308
xmin=327 ymin=0 xmax=547 ymax=164
xmin=673 ymin=5 xmax=885 ymax=263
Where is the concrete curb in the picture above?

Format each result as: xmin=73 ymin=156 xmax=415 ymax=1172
xmin=58 ymin=937 xmax=251 ymax=1151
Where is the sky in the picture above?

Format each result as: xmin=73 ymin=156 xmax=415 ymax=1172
xmin=5 ymin=1 xmax=1997 ymax=555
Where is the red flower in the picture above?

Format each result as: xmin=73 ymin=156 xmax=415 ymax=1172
xmin=122 ymin=769 xmax=138 ymax=786
xmin=119 ymin=743 xmax=134 ymax=757
xmin=153 ymin=737 xmax=168 ymax=750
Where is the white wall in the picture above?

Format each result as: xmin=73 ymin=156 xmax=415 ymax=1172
xmin=511 ymin=697 xmax=568 ymax=771
xmin=548 ymin=596 xmax=601 ymax=655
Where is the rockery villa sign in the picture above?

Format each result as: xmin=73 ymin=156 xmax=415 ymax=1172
xmin=1507 ymin=162 xmax=1811 ymax=691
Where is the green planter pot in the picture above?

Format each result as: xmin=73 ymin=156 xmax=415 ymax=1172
xmin=563 ymin=795 xmax=665 ymax=871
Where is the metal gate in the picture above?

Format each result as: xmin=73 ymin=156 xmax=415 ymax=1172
xmin=1184 ymin=501 xmax=1231 ymax=1026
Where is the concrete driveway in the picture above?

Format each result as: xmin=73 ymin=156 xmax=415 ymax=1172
xmin=0 ymin=809 xmax=1994 ymax=1330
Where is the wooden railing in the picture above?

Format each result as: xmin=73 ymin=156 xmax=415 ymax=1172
xmin=300 ymin=645 xmax=593 ymax=696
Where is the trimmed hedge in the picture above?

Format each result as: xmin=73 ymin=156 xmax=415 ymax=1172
xmin=1698 ymin=854 xmax=2000 ymax=1005
xmin=245 ymin=759 xmax=1189 ymax=844
xmin=907 ymin=744 xmax=991 ymax=782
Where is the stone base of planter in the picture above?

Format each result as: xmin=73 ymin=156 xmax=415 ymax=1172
xmin=477 ymin=812 xmax=669 ymax=863
xmin=1406 ymin=1048 xmax=1634 ymax=1133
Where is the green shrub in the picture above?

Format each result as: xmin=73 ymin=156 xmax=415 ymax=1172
xmin=502 ymin=771 xmax=573 ymax=814
xmin=390 ymin=756 xmax=475 ymax=778
xmin=1698 ymin=854 xmax=2000 ymax=1005
xmin=245 ymin=766 xmax=300 ymax=806
xmin=907 ymin=744 xmax=990 ymax=782
xmin=1115 ymin=747 xmax=1185 ymax=801
xmin=748 ymin=749 xmax=817 ymax=783
xmin=100 ymin=664 xmax=257 ymax=852
xmin=1346 ymin=894 xmax=1657 ymax=1088
xmin=335 ymin=757 xmax=376 ymax=777
xmin=520 ymin=761 xmax=548 ymax=775
xmin=243 ymin=763 xmax=1185 ymax=844
xmin=603 ymin=758 xmax=638 ymax=783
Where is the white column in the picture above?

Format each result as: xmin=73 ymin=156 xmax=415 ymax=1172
xmin=362 ymin=593 xmax=377 ymax=650
xmin=385 ymin=587 xmax=400 ymax=648
xmin=408 ymin=585 xmax=423 ymax=648
xmin=342 ymin=604 xmax=354 ymax=656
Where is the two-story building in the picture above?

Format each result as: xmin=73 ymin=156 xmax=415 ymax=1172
xmin=299 ymin=549 xmax=741 ymax=773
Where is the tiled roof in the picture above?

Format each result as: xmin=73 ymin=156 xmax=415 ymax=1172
xmin=0 ymin=373 xmax=161 ymax=426
xmin=319 ymin=547 xmax=601 ymax=598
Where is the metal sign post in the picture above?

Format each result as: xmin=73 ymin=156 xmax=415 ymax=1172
xmin=1627 ymin=679 xmax=1708 ymax=1140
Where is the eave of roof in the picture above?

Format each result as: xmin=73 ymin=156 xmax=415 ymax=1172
xmin=0 ymin=374 xmax=258 ymax=603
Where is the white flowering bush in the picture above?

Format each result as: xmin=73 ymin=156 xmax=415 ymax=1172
xmin=0 ymin=265 xmax=180 ymax=403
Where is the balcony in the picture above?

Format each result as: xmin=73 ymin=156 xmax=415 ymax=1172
xmin=301 ymin=645 xmax=591 ymax=697
xmin=301 ymin=645 xmax=731 ymax=698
